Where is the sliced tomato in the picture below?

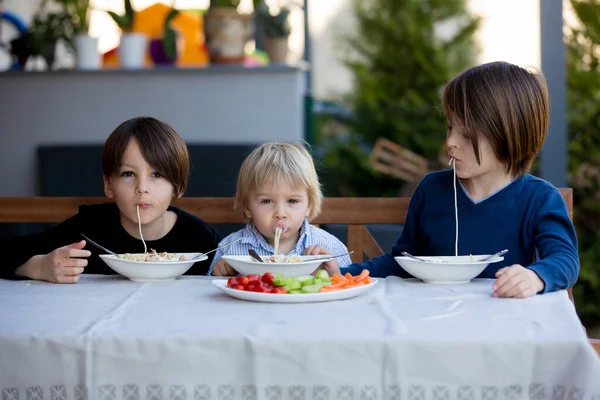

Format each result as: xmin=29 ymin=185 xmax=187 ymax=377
xmin=236 ymin=276 xmax=249 ymax=286
xmin=253 ymin=285 xmax=270 ymax=293
xmin=261 ymin=272 xmax=275 ymax=285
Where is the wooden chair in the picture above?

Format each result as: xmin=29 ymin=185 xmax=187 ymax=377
xmin=370 ymin=137 xmax=449 ymax=196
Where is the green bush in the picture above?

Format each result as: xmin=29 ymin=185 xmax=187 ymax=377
xmin=566 ymin=0 xmax=600 ymax=328
xmin=317 ymin=0 xmax=479 ymax=197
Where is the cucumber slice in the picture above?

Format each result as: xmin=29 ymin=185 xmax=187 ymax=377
xmin=284 ymin=279 xmax=301 ymax=291
xmin=315 ymin=270 xmax=330 ymax=281
xmin=296 ymin=275 xmax=314 ymax=282
xmin=301 ymin=284 xmax=323 ymax=294
xmin=288 ymin=289 xmax=302 ymax=294
xmin=301 ymin=278 xmax=315 ymax=287
xmin=273 ymin=277 xmax=292 ymax=287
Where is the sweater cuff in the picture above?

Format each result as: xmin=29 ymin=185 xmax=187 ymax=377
xmin=340 ymin=263 xmax=364 ymax=276
xmin=526 ymin=265 xmax=551 ymax=294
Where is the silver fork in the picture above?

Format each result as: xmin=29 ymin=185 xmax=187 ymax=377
xmin=80 ymin=233 xmax=119 ymax=257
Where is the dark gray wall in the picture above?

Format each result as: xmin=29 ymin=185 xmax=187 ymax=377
xmin=0 ymin=66 xmax=306 ymax=196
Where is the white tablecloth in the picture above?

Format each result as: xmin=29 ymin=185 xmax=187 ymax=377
xmin=1 ymin=275 xmax=599 ymax=400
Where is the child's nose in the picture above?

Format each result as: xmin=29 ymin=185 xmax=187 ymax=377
xmin=135 ymin=178 xmax=149 ymax=195
xmin=274 ymin=204 xmax=287 ymax=218
xmin=446 ymin=131 xmax=459 ymax=150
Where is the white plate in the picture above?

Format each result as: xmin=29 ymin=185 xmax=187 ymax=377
xmin=394 ymin=255 xmax=504 ymax=284
xmin=212 ymin=278 xmax=378 ymax=303
xmin=99 ymin=253 xmax=208 ymax=282
xmin=221 ymin=255 xmax=333 ymax=277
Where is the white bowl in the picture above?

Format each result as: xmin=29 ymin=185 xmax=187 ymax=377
xmin=221 ymin=255 xmax=333 ymax=277
xmin=99 ymin=253 xmax=208 ymax=282
xmin=393 ymin=255 xmax=504 ymax=284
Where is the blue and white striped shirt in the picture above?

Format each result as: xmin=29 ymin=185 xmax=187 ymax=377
xmin=208 ymin=219 xmax=351 ymax=275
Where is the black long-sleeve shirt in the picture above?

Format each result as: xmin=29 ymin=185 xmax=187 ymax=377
xmin=1 ymin=203 xmax=222 ymax=279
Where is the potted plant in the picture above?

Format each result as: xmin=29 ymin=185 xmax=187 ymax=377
xmin=54 ymin=0 xmax=99 ymax=69
xmin=32 ymin=11 xmax=73 ymax=69
xmin=9 ymin=30 xmax=42 ymax=70
xmin=106 ymin=0 xmax=146 ymax=69
xmin=149 ymin=8 xmax=180 ymax=66
xmin=255 ymin=1 xmax=291 ymax=63
xmin=9 ymin=5 xmax=71 ymax=70
xmin=203 ymin=0 xmax=253 ymax=64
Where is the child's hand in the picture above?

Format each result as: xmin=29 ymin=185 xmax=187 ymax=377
xmin=305 ymin=245 xmax=341 ymax=276
xmin=30 ymin=240 xmax=90 ymax=283
xmin=211 ymin=259 xmax=237 ymax=276
xmin=492 ymin=264 xmax=545 ymax=298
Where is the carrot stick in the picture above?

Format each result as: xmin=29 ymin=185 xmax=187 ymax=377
xmin=354 ymin=269 xmax=370 ymax=283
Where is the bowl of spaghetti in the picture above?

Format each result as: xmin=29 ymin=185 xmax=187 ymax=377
xmin=221 ymin=254 xmax=331 ymax=277
xmin=393 ymin=254 xmax=504 ymax=284
xmin=100 ymin=250 xmax=208 ymax=282
xmin=98 ymin=205 xmax=208 ymax=282
xmin=220 ymin=227 xmax=333 ymax=277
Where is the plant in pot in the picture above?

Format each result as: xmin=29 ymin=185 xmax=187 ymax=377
xmin=106 ymin=0 xmax=146 ymax=69
xmin=255 ymin=1 xmax=291 ymax=64
xmin=204 ymin=0 xmax=253 ymax=64
xmin=32 ymin=10 xmax=73 ymax=69
xmin=54 ymin=0 xmax=99 ymax=69
xmin=9 ymin=28 xmax=42 ymax=70
xmin=9 ymin=3 xmax=72 ymax=70
xmin=149 ymin=8 xmax=180 ymax=66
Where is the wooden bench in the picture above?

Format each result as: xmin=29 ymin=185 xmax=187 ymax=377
xmin=0 ymin=193 xmax=597 ymax=355
xmin=0 ymin=190 xmax=574 ymax=263
xmin=0 ymin=197 xmax=407 ymax=264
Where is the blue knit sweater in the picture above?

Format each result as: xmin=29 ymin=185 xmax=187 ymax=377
xmin=342 ymin=170 xmax=579 ymax=293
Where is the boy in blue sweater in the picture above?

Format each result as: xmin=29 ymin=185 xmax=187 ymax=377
xmin=336 ymin=61 xmax=579 ymax=298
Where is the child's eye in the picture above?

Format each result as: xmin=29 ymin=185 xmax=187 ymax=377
xmin=121 ymin=171 xmax=134 ymax=177
xmin=260 ymin=199 xmax=273 ymax=204
xmin=151 ymin=172 xmax=163 ymax=178
xmin=288 ymin=199 xmax=300 ymax=204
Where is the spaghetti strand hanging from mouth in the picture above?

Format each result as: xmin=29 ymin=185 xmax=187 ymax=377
xmin=449 ymin=157 xmax=458 ymax=257
xmin=137 ymin=204 xmax=147 ymax=254
xmin=273 ymin=227 xmax=283 ymax=256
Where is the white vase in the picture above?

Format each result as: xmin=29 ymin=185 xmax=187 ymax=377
xmin=119 ymin=33 xmax=147 ymax=69
xmin=74 ymin=34 xmax=100 ymax=70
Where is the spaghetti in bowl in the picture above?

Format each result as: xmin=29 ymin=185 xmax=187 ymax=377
xmin=221 ymin=255 xmax=333 ymax=277
xmin=121 ymin=249 xmax=187 ymax=262
xmin=99 ymin=252 xmax=208 ymax=282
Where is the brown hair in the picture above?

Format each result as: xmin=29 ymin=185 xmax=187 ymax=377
xmin=442 ymin=61 xmax=549 ymax=176
xmin=102 ymin=117 xmax=190 ymax=197
xmin=234 ymin=142 xmax=323 ymax=221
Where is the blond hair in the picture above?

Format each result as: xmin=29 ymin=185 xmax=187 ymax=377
xmin=442 ymin=61 xmax=549 ymax=177
xmin=234 ymin=142 xmax=323 ymax=221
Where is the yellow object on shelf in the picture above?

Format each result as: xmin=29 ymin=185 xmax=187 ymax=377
xmin=103 ymin=3 xmax=209 ymax=67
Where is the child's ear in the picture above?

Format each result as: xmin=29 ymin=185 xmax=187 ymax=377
xmin=244 ymin=208 xmax=252 ymax=219
xmin=103 ymin=176 xmax=114 ymax=199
